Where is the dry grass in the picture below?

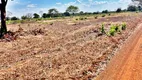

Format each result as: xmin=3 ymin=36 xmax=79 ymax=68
xmin=0 ymin=13 xmax=142 ymax=80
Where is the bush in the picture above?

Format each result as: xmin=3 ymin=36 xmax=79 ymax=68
xmin=101 ymin=24 xmax=105 ymax=34
xmin=94 ymin=16 xmax=98 ymax=19
xmin=109 ymin=28 xmax=116 ymax=36
xmin=122 ymin=23 xmax=126 ymax=30
xmin=102 ymin=14 xmax=106 ymax=17
xmin=79 ymin=17 xmax=84 ymax=20
xmin=76 ymin=18 xmax=78 ymax=20
xmin=108 ymin=14 xmax=111 ymax=16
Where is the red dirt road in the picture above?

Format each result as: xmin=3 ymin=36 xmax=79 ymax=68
xmin=96 ymin=23 xmax=142 ymax=80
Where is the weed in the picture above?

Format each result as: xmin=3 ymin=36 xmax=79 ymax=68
xmin=109 ymin=28 xmax=116 ymax=36
xmin=101 ymin=23 xmax=105 ymax=34
xmin=122 ymin=23 xmax=126 ymax=30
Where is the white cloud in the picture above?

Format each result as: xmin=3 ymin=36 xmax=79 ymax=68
xmin=27 ymin=4 xmax=37 ymax=8
xmin=56 ymin=2 xmax=62 ymax=5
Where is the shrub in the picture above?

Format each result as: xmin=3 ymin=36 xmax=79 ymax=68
xmin=102 ymin=14 xmax=106 ymax=17
xmin=79 ymin=17 xmax=84 ymax=20
xmin=49 ymin=22 xmax=53 ymax=25
xmin=122 ymin=23 xmax=126 ymax=30
xmin=109 ymin=28 xmax=116 ymax=36
xmin=76 ymin=18 xmax=78 ymax=20
xmin=94 ymin=16 xmax=98 ymax=19
xmin=108 ymin=14 xmax=111 ymax=16
xmin=84 ymin=17 xmax=87 ymax=19
xmin=101 ymin=23 xmax=105 ymax=34
xmin=110 ymin=25 xmax=119 ymax=32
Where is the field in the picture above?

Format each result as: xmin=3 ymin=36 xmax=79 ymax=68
xmin=0 ymin=12 xmax=142 ymax=80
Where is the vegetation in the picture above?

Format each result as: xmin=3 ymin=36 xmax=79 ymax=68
xmin=33 ymin=13 xmax=40 ymax=18
xmin=122 ymin=23 xmax=127 ymax=30
xmin=102 ymin=14 xmax=106 ymax=17
xmin=127 ymin=5 xmax=138 ymax=11
xmin=116 ymin=8 xmax=122 ymax=13
xmin=101 ymin=23 xmax=105 ymax=34
xmin=66 ymin=5 xmax=79 ymax=14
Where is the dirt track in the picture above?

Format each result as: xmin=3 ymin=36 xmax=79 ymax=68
xmin=96 ymin=23 xmax=142 ymax=80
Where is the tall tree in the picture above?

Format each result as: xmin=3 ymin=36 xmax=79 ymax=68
xmin=66 ymin=5 xmax=79 ymax=14
xmin=48 ymin=8 xmax=59 ymax=17
xmin=0 ymin=0 xmax=8 ymax=36
xmin=33 ymin=13 xmax=40 ymax=18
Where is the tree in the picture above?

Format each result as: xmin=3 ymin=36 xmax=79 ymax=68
xmin=127 ymin=5 xmax=138 ymax=11
xmin=0 ymin=0 xmax=9 ymax=36
xmin=11 ymin=16 xmax=19 ymax=20
xmin=66 ymin=5 xmax=79 ymax=14
xmin=79 ymin=11 xmax=84 ymax=15
xmin=63 ymin=12 xmax=70 ymax=16
xmin=33 ymin=13 xmax=40 ymax=18
xmin=48 ymin=8 xmax=59 ymax=17
xmin=116 ymin=8 xmax=122 ymax=13
xmin=102 ymin=10 xmax=108 ymax=13
xmin=21 ymin=16 xmax=28 ymax=20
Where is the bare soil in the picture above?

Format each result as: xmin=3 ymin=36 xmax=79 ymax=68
xmin=96 ymin=22 xmax=142 ymax=80
xmin=0 ymin=13 xmax=141 ymax=80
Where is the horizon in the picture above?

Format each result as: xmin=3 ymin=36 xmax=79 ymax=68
xmin=6 ymin=0 xmax=132 ymax=17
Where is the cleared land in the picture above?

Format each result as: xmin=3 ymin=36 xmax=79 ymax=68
xmin=0 ymin=13 xmax=141 ymax=80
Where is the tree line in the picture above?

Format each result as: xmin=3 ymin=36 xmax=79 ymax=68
xmin=7 ymin=5 xmax=142 ymax=21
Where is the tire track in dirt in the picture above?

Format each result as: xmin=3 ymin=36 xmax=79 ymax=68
xmin=96 ymin=23 xmax=142 ymax=80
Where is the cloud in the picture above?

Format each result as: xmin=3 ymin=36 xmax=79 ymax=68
xmin=27 ymin=4 xmax=37 ymax=8
xmin=56 ymin=2 xmax=62 ymax=5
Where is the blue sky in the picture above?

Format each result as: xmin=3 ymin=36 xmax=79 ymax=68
xmin=6 ymin=0 xmax=132 ymax=17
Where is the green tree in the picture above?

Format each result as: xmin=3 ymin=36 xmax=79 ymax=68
xmin=33 ymin=13 xmax=40 ymax=18
xmin=102 ymin=10 xmax=108 ymax=13
xmin=66 ymin=5 xmax=79 ymax=14
xmin=21 ymin=16 xmax=28 ymax=20
xmin=48 ymin=8 xmax=59 ymax=17
xmin=116 ymin=8 xmax=122 ymax=13
xmin=11 ymin=16 xmax=19 ymax=20
xmin=127 ymin=5 xmax=138 ymax=11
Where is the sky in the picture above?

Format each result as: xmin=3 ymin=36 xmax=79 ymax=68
xmin=6 ymin=0 xmax=133 ymax=17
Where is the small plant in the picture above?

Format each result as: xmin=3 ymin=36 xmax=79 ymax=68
xmin=76 ymin=18 xmax=78 ymax=20
xmin=84 ymin=17 xmax=87 ymax=19
xmin=102 ymin=14 xmax=106 ymax=17
xmin=94 ymin=16 xmax=98 ymax=19
xmin=122 ymin=23 xmax=126 ymax=30
xmin=110 ymin=25 xmax=119 ymax=32
xmin=79 ymin=17 xmax=84 ymax=20
xmin=108 ymin=14 xmax=111 ymax=16
xmin=49 ymin=22 xmax=53 ymax=25
xmin=101 ymin=23 xmax=105 ymax=34
xmin=109 ymin=28 xmax=116 ymax=36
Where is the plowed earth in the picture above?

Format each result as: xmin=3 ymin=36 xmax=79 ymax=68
xmin=0 ymin=13 xmax=142 ymax=80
